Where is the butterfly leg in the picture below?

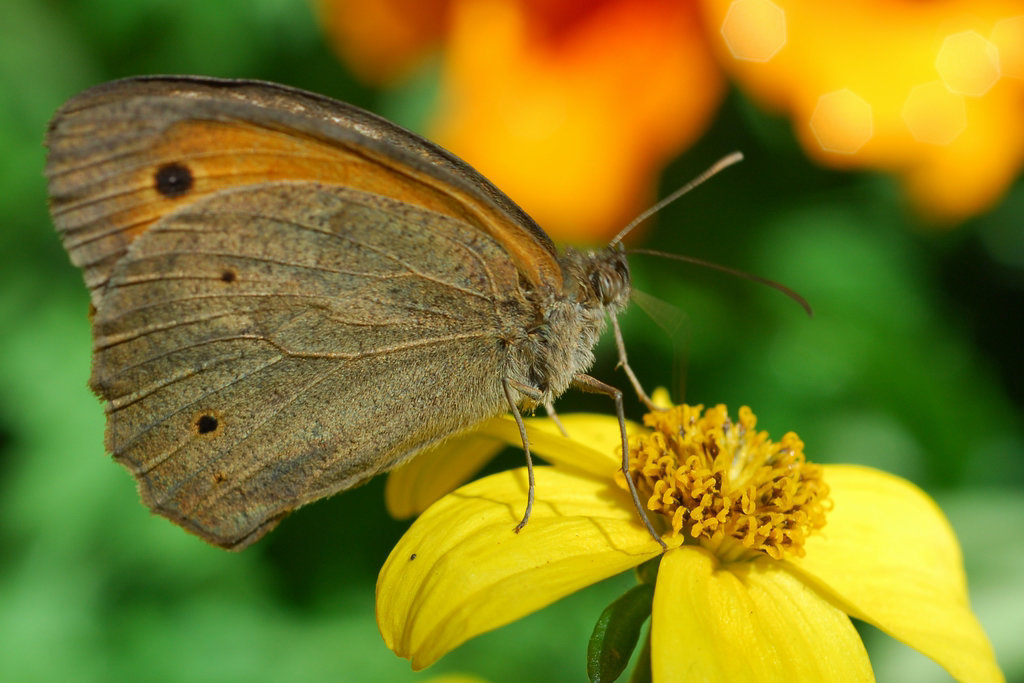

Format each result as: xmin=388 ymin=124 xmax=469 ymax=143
xmin=609 ymin=311 xmax=658 ymax=411
xmin=503 ymin=378 xmax=538 ymax=533
xmin=572 ymin=374 xmax=667 ymax=549
xmin=544 ymin=401 xmax=569 ymax=437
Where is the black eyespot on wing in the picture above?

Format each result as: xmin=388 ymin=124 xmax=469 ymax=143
xmin=409 ymin=553 xmax=417 ymax=561
xmin=195 ymin=413 xmax=220 ymax=435
xmin=220 ymin=268 xmax=237 ymax=283
xmin=155 ymin=162 xmax=193 ymax=198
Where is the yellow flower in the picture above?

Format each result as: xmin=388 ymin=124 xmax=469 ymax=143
xmin=376 ymin=404 xmax=1002 ymax=681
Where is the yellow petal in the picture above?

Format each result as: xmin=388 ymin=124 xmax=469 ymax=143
xmin=650 ymin=387 xmax=674 ymax=409
xmin=651 ymin=547 xmax=873 ymax=682
xmin=386 ymin=413 xmax=642 ymax=518
xmin=477 ymin=414 xmax=633 ymax=476
xmin=532 ymin=412 xmax=640 ymax=457
xmin=788 ymin=465 xmax=1002 ymax=683
xmin=526 ymin=412 xmax=643 ymax=474
xmin=385 ymin=431 xmax=507 ymax=519
xmin=377 ymin=466 xmax=671 ymax=669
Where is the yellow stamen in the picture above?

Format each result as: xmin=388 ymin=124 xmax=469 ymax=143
xmin=617 ymin=404 xmax=830 ymax=560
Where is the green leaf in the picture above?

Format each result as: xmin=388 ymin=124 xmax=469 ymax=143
xmin=587 ymin=583 xmax=655 ymax=682
xmin=629 ymin=632 xmax=652 ymax=683
xmin=634 ymin=555 xmax=662 ymax=585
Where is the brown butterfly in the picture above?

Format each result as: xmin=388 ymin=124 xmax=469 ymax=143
xmin=45 ymin=76 xmax=683 ymax=550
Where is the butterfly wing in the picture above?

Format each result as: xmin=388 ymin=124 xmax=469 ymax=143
xmin=45 ymin=75 xmax=562 ymax=306
xmin=92 ymin=181 xmax=533 ymax=548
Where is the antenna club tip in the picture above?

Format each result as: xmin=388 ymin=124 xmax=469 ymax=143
xmin=719 ymin=151 xmax=744 ymax=168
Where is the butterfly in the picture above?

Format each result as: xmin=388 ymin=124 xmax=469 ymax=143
xmin=45 ymin=75 xmax=666 ymax=550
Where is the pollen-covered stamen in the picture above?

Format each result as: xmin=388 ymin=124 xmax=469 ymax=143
xmin=616 ymin=404 xmax=830 ymax=560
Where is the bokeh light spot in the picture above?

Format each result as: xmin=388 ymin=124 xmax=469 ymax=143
xmin=721 ymin=0 xmax=787 ymax=62
xmin=902 ymin=81 xmax=967 ymax=145
xmin=809 ymin=89 xmax=873 ymax=154
xmin=935 ymin=31 xmax=1001 ymax=96
xmin=991 ymin=16 xmax=1024 ymax=79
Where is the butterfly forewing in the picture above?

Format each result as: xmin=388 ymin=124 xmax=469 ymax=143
xmin=45 ymin=76 xmax=561 ymax=307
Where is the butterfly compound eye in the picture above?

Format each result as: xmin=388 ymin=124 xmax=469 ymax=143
xmin=589 ymin=270 xmax=611 ymax=301
xmin=588 ymin=252 xmax=630 ymax=307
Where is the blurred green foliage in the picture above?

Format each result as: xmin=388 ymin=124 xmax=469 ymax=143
xmin=1 ymin=1 xmax=1022 ymax=681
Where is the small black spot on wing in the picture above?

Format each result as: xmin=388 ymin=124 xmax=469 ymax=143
xmin=194 ymin=412 xmax=221 ymax=436
xmin=220 ymin=268 xmax=238 ymax=283
xmin=155 ymin=162 xmax=193 ymax=198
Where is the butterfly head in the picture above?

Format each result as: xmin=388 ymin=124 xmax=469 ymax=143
xmin=560 ymin=244 xmax=631 ymax=313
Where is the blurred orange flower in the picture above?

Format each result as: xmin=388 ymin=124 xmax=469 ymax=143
xmin=320 ymin=0 xmax=1024 ymax=236
xmin=703 ymin=0 xmax=1024 ymax=222
xmin=320 ymin=0 xmax=451 ymax=84
xmin=319 ymin=0 xmax=724 ymax=242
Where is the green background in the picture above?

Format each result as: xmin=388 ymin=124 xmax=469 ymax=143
xmin=2 ymin=1 xmax=1021 ymax=680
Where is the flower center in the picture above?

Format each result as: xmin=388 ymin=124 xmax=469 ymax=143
xmin=618 ymin=404 xmax=830 ymax=560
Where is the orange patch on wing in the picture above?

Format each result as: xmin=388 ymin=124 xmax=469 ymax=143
xmin=51 ymin=119 xmax=561 ymax=297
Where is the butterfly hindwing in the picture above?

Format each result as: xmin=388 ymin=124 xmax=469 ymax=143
xmin=92 ymin=181 xmax=533 ymax=548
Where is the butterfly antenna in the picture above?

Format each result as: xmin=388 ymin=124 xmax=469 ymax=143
xmin=628 ymin=249 xmax=813 ymax=316
xmin=609 ymin=151 xmax=744 ymax=246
